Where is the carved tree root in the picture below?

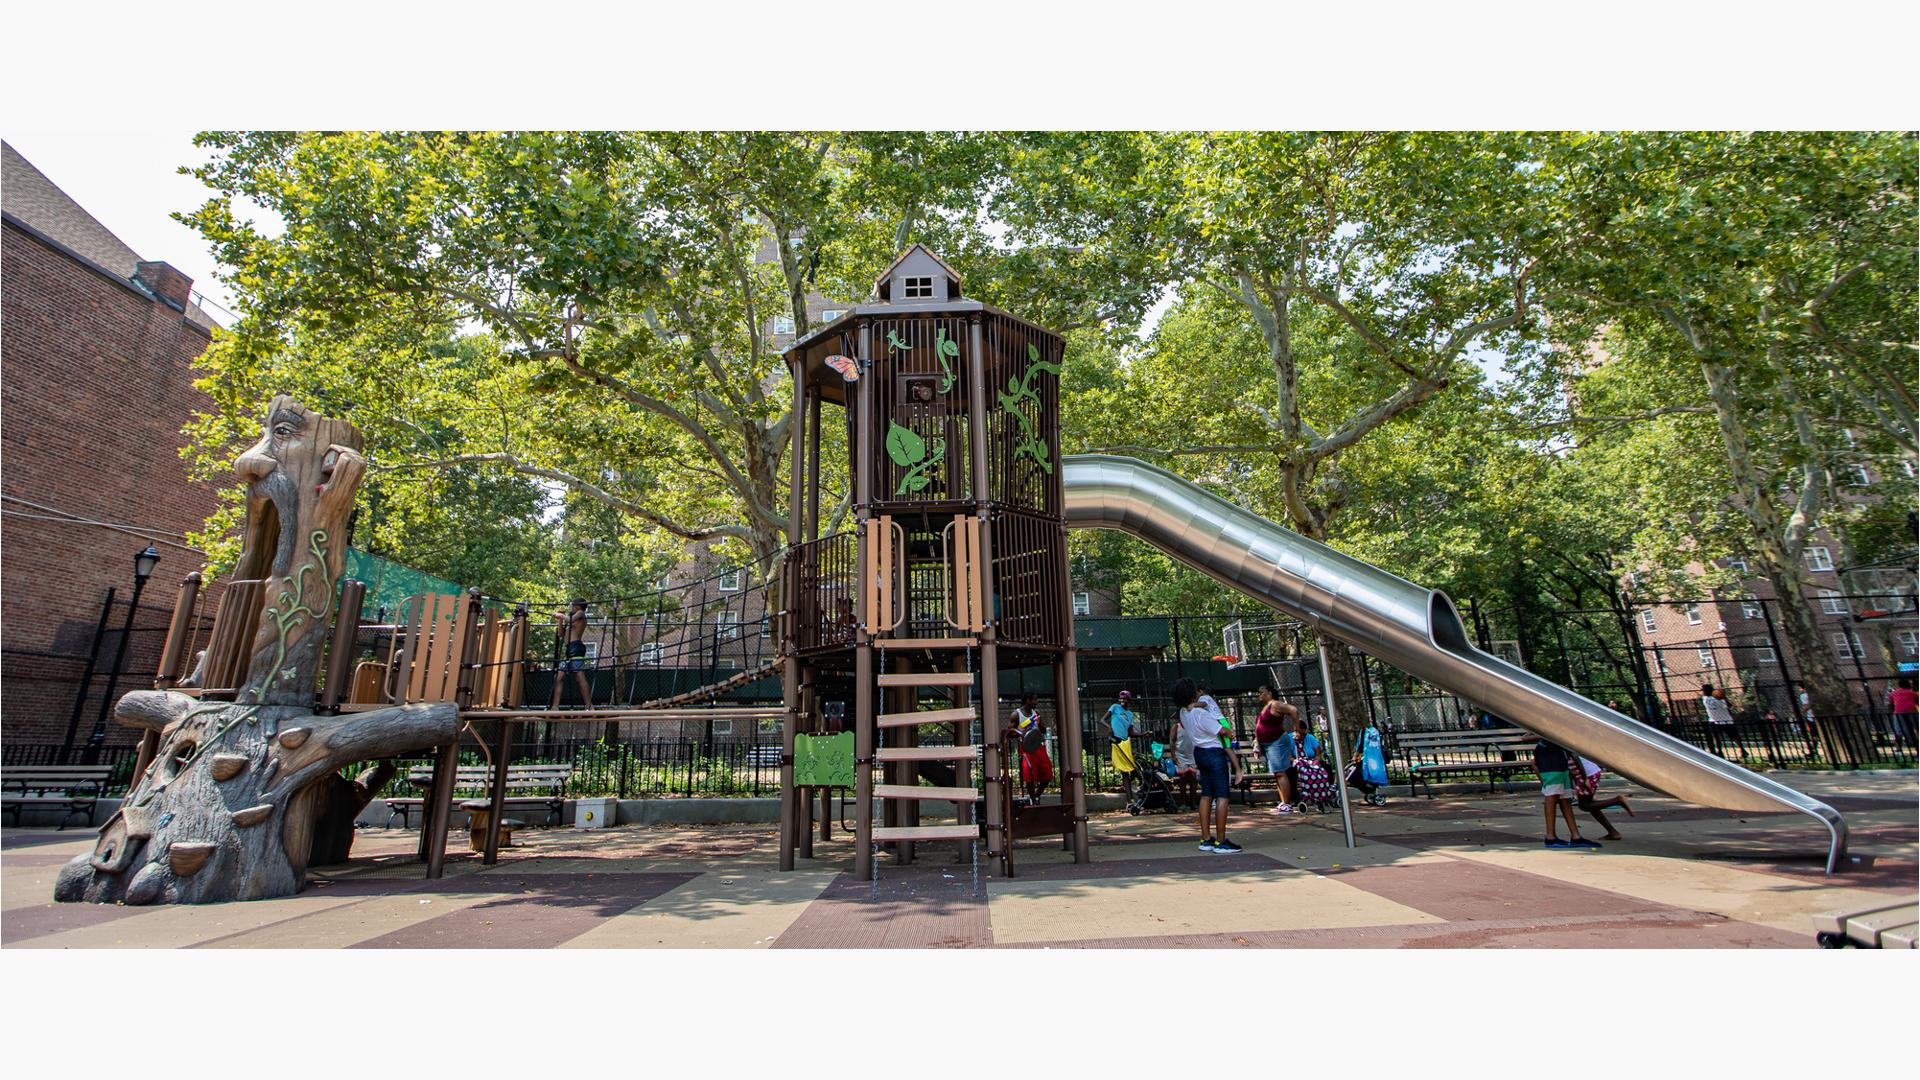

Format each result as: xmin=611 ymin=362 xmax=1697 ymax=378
xmin=55 ymin=691 xmax=456 ymax=905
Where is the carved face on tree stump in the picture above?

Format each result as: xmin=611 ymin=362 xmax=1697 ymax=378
xmin=56 ymin=397 xmax=457 ymax=905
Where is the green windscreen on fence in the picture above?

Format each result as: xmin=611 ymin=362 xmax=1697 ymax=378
xmin=342 ymin=548 xmax=465 ymax=622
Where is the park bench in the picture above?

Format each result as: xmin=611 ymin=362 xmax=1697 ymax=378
xmin=385 ymin=763 xmax=572 ymax=830
xmin=1396 ymin=729 xmax=1538 ymax=797
xmin=1232 ymin=747 xmax=1283 ymax=806
xmin=745 ymin=745 xmax=783 ymax=770
xmin=1813 ymin=901 xmax=1919 ymax=949
xmin=1 ymin=765 xmax=113 ymax=828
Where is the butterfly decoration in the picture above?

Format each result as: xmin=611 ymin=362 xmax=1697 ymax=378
xmin=825 ymin=354 xmax=861 ymax=382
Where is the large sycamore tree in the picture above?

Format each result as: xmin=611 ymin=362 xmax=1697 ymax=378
xmin=1030 ymin=131 xmax=1557 ymax=729
xmin=182 ymin=131 xmax=1159 ymax=580
xmin=1537 ymin=131 xmax=1917 ymax=721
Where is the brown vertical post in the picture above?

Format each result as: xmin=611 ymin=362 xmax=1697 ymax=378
xmin=780 ymin=359 xmax=806 ymax=871
xmin=1060 ymin=645 xmax=1090 ymax=862
xmin=806 ymin=393 xmax=822 ymax=542
xmin=423 ymin=740 xmax=458 ymax=878
xmin=483 ymin=720 xmax=516 ymax=866
xmin=321 ymin=578 xmax=365 ymax=714
xmin=799 ymin=677 xmax=818 ymax=858
xmin=508 ymin=603 xmax=530 ymax=708
xmin=852 ymin=322 xmax=876 ymax=883
xmin=967 ymin=314 xmax=1006 ymax=872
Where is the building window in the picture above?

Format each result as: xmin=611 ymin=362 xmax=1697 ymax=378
xmin=580 ymin=641 xmax=598 ymax=667
xmin=1696 ymin=644 xmax=1716 ymax=669
xmin=718 ymin=569 xmax=742 ymax=593
xmin=1655 ymin=654 xmax=1669 ymax=675
xmin=637 ymin=642 xmax=664 ymax=665
xmin=1844 ymin=464 xmax=1871 ymax=487
xmin=1072 ymin=591 xmax=1091 ymax=616
xmin=1727 ymin=556 xmax=1749 ymax=573
xmin=1740 ymin=597 xmax=1763 ymax=619
xmin=902 ymin=275 xmax=934 ymax=299
xmin=718 ymin=611 xmax=740 ymax=641
xmin=1639 ymin=609 xmax=1658 ymax=635
xmin=820 ymin=309 xmax=844 ymax=323
xmin=772 ymin=315 xmax=795 ymax=336
xmin=1831 ymin=631 xmax=1863 ymax=659
xmin=1685 ymin=603 xmax=1702 ymax=626
xmin=1819 ymin=589 xmax=1849 ymax=616
xmin=1755 ymin=645 xmax=1778 ymax=664
xmin=1899 ymin=630 xmax=1918 ymax=658
xmin=1805 ymin=547 xmax=1834 ymax=572
xmin=712 ymin=717 xmax=733 ymax=736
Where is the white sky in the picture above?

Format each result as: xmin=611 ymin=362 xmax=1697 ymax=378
xmin=5 ymin=129 xmax=239 ymax=322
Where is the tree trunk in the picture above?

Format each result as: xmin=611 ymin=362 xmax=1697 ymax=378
xmin=1698 ymin=362 xmax=1856 ymax=719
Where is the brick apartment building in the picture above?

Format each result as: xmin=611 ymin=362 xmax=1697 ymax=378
xmin=1634 ymin=531 xmax=1918 ymax=717
xmin=2 ymin=141 xmax=224 ymax=752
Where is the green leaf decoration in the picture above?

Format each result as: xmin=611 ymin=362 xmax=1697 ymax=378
xmin=885 ymin=421 xmax=926 ymax=467
xmin=886 ymin=329 xmax=912 ymax=353
xmin=1028 ymin=342 xmax=1040 ymax=362
xmin=905 ymin=474 xmax=931 ymax=492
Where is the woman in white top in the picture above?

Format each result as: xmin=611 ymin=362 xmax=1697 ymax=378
xmin=1173 ymin=677 xmax=1243 ymax=853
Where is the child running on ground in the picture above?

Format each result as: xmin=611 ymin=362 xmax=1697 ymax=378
xmin=1535 ymin=738 xmax=1600 ymax=849
xmin=1173 ymin=678 xmax=1243 ymax=853
xmin=1572 ymin=755 xmax=1633 ymax=840
xmin=1011 ymin=694 xmax=1052 ymax=805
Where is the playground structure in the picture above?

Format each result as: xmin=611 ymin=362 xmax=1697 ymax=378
xmin=777 ymin=245 xmax=1085 ymax=881
xmin=58 ymin=246 xmax=1854 ymax=906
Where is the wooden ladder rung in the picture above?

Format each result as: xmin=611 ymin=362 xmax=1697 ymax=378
xmin=872 ymin=824 xmax=979 ymax=842
xmin=877 ymin=672 xmax=974 ymax=688
xmin=877 ymin=745 xmax=977 ymax=762
xmin=873 ymin=637 xmax=978 ymax=650
xmin=874 ymin=784 xmax=980 ymax=802
xmin=878 ymin=706 xmax=976 ymax=728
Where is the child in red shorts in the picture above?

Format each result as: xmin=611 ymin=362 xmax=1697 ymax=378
xmin=1012 ymin=694 xmax=1052 ymax=805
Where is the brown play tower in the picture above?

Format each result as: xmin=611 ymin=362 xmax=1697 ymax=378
xmin=778 ymin=245 xmax=1089 ymax=880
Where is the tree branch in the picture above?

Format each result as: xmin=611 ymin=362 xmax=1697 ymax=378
xmin=375 ymin=452 xmax=755 ymax=544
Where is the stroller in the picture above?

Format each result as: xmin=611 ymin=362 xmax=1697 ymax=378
xmin=1344 ymin=761 xmax=1389 ymax=806
xmin=1127 ymin=744 xmax=1191 ymax=815
xmin=1290 ymin=755 xmax=1338 ymax=812
xmin=1344 ymin=724 xmax=1391 ymax=807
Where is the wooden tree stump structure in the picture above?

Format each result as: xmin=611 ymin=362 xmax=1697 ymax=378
xmin=56 ymin=397 xmax=457 ymax=905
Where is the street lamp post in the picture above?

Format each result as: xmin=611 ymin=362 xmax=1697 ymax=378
xmin=82 ymin=546 xmax=160 ymax=764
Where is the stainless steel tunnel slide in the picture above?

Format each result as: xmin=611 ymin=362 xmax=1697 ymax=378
xmin=1062 ymin=454 xmax=1848 ymax=873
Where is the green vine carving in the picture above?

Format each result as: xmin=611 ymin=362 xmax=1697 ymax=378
xmin=886 ymin=329 xmax=912 ymax=353
xmin=886 ymin=422 xmax=944 ymax=495
xmin=130 ymin=529 xmax=335 ymax=807
xmin=997 ymin=343 xmax=1063 ymax=475
xmin=933 ymin=327 xmax=958 ymax=393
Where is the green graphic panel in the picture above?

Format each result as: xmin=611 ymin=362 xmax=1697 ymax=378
xmin=793 ymin=732 xmax=855 ymax=788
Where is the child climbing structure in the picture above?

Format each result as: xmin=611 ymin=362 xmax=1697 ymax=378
xmin=778 ymin=245 xmax=1086 ymax=880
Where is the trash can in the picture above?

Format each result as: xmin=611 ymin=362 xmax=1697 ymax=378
xmin=574 ymin=797 xmax=617 ymax=829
